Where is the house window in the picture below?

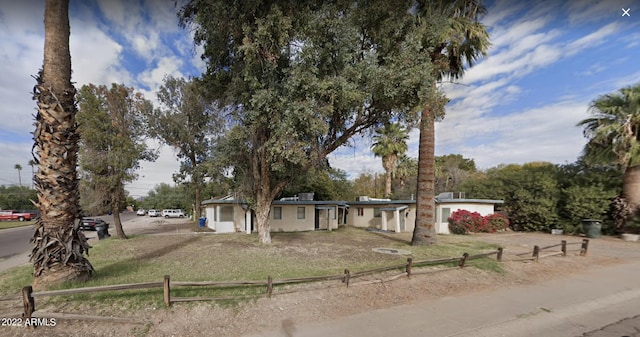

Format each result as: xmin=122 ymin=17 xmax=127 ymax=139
xmin=297 ymin=207 xmax=306 ymax=219
xmin=357 ymin=208 xmax=364 ymax=216
xmin=441 ymin=207 xmax=451 ymax=223
xmin=374 ymin=208 xmax=381 ymax=217
xmin=273 ymin=207 xmax=282 ymax=220
xmin=220 ymin=206 xmax=234 ymax=221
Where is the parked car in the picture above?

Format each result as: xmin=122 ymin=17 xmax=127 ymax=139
xmin=136 ymin=209 xmax=146 ymax=216
xmin=80 ymin=218 xmax=109 ymax=231
xmin=148 ymin=209 xmax=159 ymax=217
xmin=162 ymin=209 xmax=185 ymax=218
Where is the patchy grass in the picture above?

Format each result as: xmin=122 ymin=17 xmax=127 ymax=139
xmin=0 ymin=220 xmax=35 ymax=230
xmin=0 ymin=227 xmax=502 ymax=311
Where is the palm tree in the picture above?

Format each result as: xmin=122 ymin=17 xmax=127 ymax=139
xmin=578 ymin=83 xmax=640 ymax=227
xmin=411 ymin=0 xmax=491 ymax=245
xmin=30 ymin=0 xmax=93 ymax=288
xmin=28 ymin=159 xmax=36 ymax=189
xmin=14 ymin=164 xmax=22 ymax=187
xmin=372 ymin=123 xmax=409 ymax=197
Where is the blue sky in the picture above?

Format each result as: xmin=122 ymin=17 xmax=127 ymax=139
xmin=0 ymin=0 xmax=639 ymax=199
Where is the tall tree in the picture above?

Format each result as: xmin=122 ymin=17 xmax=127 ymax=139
xmin=77 ymin=83 xmax=157 ymax=239
xmin=28 ymin=159 xmax=36 ymax=189
xmin=180 ymin=1 xmax=436 ymax=243
xmin=435 ymin=154 xmax=477 ymax=194
xmin=411 ymin=0 xmax=491 ymax=246
xmin=371 ymin=123 xmax=409 ymax=197
xmin=30 ymin=0 xmax=93 ymax=287
xmin=14 ymin=164 xmax=23 ymax=187
xmin=578 ymin=83 xmax=640 ymax=228
xmin=145 ymin=76 xmax=222 ymax=226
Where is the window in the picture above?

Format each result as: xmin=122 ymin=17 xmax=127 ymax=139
xmin=441 ymin=207 xmax=451 ymax=223
xmin=374 ymin=208 xmax=381 ymax=218
xmin=220 ymin=206 xmax=234 ymax=221
xmin=297 ymin=207 xmax=306 ymax=219
xmin=357 ymin=208 xmax=364 ymax=216
xmin=273 ymin=207 xmax=282 ymax=220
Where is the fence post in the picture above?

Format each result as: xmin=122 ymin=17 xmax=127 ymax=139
xmin=343 ymin=269 xmax=350 ymax=288
xmin=458 ymin=253 xmax=469 ymax=268
xmin=267 ymin=275 xmax=273 ymax=298
xmin=496 ymin=248 xmax=503 ymax=262
xmin=164 ymin=275 xmax=171 ymax=307
xmin=406 ymin=258 xmax=413 ymax=278
xmin=561 ymin=240 xmax=567 ymax=256
xmin=22 ymin=286 xmax=34 ymax=323
xmin=533 ymin=245 xmax=540 ymax=262
xmin=580 ymin=239 xmax=589 ymax=256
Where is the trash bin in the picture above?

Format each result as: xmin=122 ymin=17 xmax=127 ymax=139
xmin=581 ymin=219 xmax=602 ymax=238
xmin=96 ymin=224 xmax=111 ymax=240
xmin=198 ymin=217 xmax=207 ymax=228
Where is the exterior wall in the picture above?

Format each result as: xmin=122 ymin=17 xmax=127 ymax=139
xmin=203 ymin=203 xmax=247 ymax=233
xmin=347 ymin=204 xmax=416 ymax=232
xmin=270 ymin=205 xmax=315 ymax=232
xmin=435 ymin=202 xmax=496 ymax=234
xmin=316 ymin=206 xmax=339 ymax=230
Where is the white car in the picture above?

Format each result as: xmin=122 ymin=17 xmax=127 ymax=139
xmin=148 ymin=209 xmax=159 ymax=217
xmin=136 ymin=209 xmax=146 ymax=216
xmin=162 ymin=209 xmax=185 ymax=218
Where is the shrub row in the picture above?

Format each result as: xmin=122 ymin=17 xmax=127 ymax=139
xmin=448 ymin=210 xmax=509 ymax=234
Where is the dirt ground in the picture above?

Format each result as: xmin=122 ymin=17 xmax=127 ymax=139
xmin=3 ymin=230 xmax=639 ymax=337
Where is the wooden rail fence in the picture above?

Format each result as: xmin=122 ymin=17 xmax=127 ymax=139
xmin=4 ymin=239 xmax=588 ymax=323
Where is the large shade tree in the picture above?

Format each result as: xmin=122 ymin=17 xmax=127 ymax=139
xmin=578 ymin=83 xmax=640 ymax=229
xmin=371 ymin=123 xmax=409 ymax=197
xmin=411 ymin=0 xmax=491 ymax=245
xmin=30 ymin=0 xmax=93 ymax=287
xmin=180 ymin=0 xmax=437 ymax=243
xmin=144 ymin=76 xmax=223 ymax=225
xmin=77 ymin=83 xmax=157 ymax=239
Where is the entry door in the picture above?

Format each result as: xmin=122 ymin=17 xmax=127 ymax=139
xmin=314 ymin=209 xmax=320 ymax=229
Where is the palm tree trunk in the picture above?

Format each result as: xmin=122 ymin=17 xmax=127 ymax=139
xmin=411 ymin=106 xmax=437 ymax=245
xmin=31 ymin=0 xmax=93 ymax=289
xmin=623 ymin=165 xmax=640 ymax=217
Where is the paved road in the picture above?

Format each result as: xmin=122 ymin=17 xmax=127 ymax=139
xmin=0 ymin=225 xmax=34 ymax=259
xmin=0 ymin=212 xmax=151 ymax=272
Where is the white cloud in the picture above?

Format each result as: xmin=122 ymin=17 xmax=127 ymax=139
xmin=137 ymin=56 xmax=184 ymax=91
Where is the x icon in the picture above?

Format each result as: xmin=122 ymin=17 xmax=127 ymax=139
xmin=622 ymin=8 xmax=630 ymax=16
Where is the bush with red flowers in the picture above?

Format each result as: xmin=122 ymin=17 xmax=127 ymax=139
xmin=448 ymin=210 xmax=509 ymax=234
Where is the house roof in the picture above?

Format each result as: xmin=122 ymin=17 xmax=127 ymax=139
xmin=201 ymin=198 xmax=348 ymax=207
xmin=202 ymin=197 xmax=503 ymax=207
xmin=436 ymin=198 xmax=504 ymax=204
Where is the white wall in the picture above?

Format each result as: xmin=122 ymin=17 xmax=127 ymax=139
xmin=436 ymin=203 xmax=496 ymax=234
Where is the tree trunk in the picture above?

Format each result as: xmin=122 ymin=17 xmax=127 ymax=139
xmin=111 ymin=206 xmax=128 ymax=239
xmin=194 ymin=181 xmax=202 ymax=230
xmin=623 ymin=165 xmax=640 ymax=215
xmin=31 ymin=0 xmax=93 ymax=289
xmin=411 ymin=106 xmax=437 ymax=246
xmin=255 ymin=188 xmax=272 ymax=244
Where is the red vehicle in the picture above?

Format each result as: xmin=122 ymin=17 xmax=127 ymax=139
xmin=0 ymin=210 xmax=32 ymax=222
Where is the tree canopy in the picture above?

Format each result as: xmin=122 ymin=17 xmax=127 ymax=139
xmin=180 ymin=0 xmax=438 ymax=243
xmin=77 ymin=83 xmax=157 ymax=239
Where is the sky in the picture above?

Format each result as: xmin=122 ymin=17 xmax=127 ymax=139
xmin=0 ymin=0 xmax=639 ymax=199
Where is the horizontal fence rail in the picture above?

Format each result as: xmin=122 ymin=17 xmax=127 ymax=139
xmin=10 ymin=239 xmax=588 ymax=324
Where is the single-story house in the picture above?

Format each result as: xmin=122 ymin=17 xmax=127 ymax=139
xmin=347 ymin=196 xmax=416 ymax=233
xmin=434 ymin=192 xmax=504 ymax=234
xmin=201 ymin=192 xmax=503 ymax=235
xmin=201 ymin=194 xmax=348 ymax=233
